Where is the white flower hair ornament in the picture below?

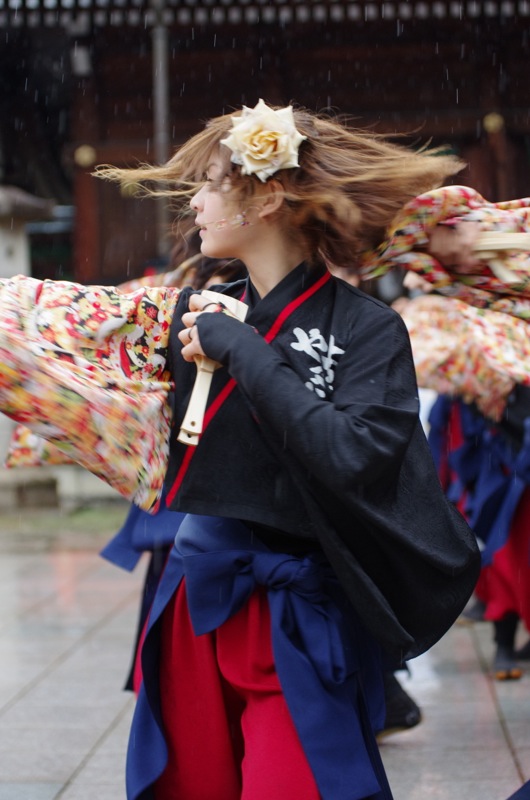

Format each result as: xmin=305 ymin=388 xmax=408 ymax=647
xmin=220 ymin=99 xmax=307 ymax=183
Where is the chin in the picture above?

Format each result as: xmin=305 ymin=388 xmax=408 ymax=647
xmin=201 ymin=243 xmax=236 ymax=260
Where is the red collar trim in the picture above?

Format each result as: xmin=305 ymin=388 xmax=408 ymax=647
xmin=166 ymin=270 xmax=330 ymax=506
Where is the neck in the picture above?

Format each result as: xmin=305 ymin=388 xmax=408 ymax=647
xmin=242 ymin=227 xmax=309 ymax=298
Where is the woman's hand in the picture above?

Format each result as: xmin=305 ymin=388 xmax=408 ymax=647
xmin=178 ymin=293 xmax=221 ymax=362
xmin=403 ymin=271 xmax=433 ymax=295
xmin=427 ymin=221 xmax=482 ymax=274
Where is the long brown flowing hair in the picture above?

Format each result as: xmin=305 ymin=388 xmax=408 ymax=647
xmin=95 ymin=104 xmax=465 ymax=270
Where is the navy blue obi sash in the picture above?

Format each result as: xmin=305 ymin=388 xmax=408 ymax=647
xmin=100 ymin=488 xmax=184 ymax=571
xmin=126 ymin=514 xmax=392 ymax=800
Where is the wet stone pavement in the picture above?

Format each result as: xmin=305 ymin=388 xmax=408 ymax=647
xmin=0 ymin=505 xmax=528 ymax=800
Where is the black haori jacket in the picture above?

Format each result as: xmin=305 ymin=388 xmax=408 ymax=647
xmin=165 ymin=261 xmax=480 ymax=660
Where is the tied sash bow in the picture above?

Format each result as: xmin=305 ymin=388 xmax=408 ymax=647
xmin=182 ymin=544 xmax=352 ymax=687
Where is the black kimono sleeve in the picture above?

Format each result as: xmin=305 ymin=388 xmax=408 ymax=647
xmin=196 ymin=304 xmax=419 ymax=492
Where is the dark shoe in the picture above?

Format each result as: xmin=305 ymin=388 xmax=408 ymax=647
xmin=515 ymin=639 xmax=530 ymax=661
xmin=493 ymin=614 xmax=522 ymax=680
xmin=377 ymin=673 xmax=422 ymax=740
xmin=493 ymin=644 xmax=523 ymax=681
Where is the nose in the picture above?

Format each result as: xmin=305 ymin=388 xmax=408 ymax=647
xmin=190 ymin=184 xmax=205 ymax=211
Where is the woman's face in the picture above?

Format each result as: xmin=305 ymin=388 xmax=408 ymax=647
xmin=190 ymin=156 xmax=251 ymax=261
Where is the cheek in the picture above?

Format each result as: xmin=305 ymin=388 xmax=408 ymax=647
xmin=205 ymin=194 xmax=229 ymax=220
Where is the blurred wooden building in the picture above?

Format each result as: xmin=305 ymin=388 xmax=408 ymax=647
xmin=0 ymin=0 xmax=529 ymax=284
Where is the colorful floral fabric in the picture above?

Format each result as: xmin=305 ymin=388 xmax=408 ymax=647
xmin=6 ymin=423 xmax=73 ymax=467
xmin=400 ymin=293 xmax=530 ymax=421
xmin=0 ymin=275 xmax=179 ymax=510
xmin=362 ymin=185 xmax=530 ymax=319
xmin=4 ymin=272 xmax=171 ymax=470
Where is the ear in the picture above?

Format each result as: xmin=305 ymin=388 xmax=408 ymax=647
xmin=256 ymin=179 xmax=285 ymax=220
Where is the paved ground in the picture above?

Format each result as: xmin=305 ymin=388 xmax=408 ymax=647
xmin=0 ymin=504 xmax=529 ymax=800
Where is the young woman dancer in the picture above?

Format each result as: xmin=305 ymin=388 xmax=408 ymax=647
xmin=100 ymin=101 xmax=479 ymax=800
xmin=0 ymin=101 xmax=480 ymax=799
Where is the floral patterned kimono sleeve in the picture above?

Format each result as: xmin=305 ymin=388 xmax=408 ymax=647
xmin=400 ymin=293 xmax=530 ymax=421
xmin=0 ymin=275 xmax=179 ymax=511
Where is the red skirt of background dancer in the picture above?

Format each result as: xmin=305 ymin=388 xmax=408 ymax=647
xmin=476 ymin=487 xmax=530 ymax=630
xmin=152 ymin=581 xmax=321 ymax=800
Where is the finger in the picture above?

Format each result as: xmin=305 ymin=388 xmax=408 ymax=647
xmin=178 ymin=324 xmax=205 ymax=362
xmin=181 ymin=311 xmax=200 ymax=328
xmin=188 ymin=293 xmax=209 ymax=312
xmin=178 ymin=324 xmax=195 ymax=347
xmin=180 ymin=341 xmax=198 ymax=363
